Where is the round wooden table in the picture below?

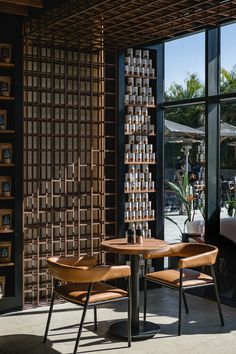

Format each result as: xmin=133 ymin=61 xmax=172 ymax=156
xmin=101 ymin=238 xmax=169 ymax=340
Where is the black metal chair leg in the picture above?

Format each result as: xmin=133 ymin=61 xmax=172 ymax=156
xmin=182 ymin=291 xmax=189 ymax=314
xmin=73 ymin=283 xmax=93 ymax=354
xmin=143 ymin=277 xmax=147 ymax=321
xmin=43 ymin=290 xmax=55 ymax=342
xmin=178 ymin=269 xmax=183 ymax=336
xmin=94 ymin=306 xmax=97 ymax=331
xmin=211 ymin=266 xmax=224 ymax=326
xmin=127 ymin=276 xmax=132 ymax=347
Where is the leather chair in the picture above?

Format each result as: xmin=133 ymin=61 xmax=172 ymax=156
xmin=43 ymin=255 xmax=131 ymax=353
xmin=143 ymin=243 xmax=224 ymax=335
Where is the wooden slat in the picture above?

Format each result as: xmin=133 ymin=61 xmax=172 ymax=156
xmin=0 ymin=3 xmax=28 ymax=16
xmin=0 ymin=0 xmax=43 ymax=7
xmin=23 ymin=0 xmax=236 ymax=49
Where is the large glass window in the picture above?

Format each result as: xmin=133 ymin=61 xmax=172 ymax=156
xmin=220 ymin=103 xmax=236 ymax=214
xmin=164 ymin=106 xmax=205 ymax=243
xmin=165 ymin=32 xmax=205 ymax=101
xmin=221 ymin=23 xmax=236 ymax=94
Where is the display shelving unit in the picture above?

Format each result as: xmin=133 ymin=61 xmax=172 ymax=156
xmin=0 ymin=15 xmax=23 ymax=313
xmin=118 ymin=47 xmax=159 ymax=249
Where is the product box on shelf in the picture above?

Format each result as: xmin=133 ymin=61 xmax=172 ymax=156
xmin=0 ymin=241 xmax=11 ymax=263
xmin=0 ymin=209 xmax=12 ymax=230
xmin=0 ymin=176 xmax=11 ymax=196
xmin=0 ymin=76 xmax=11 ymax=97
xmin=0 ymin=109 xmax=7 ymax=130
xmin=0 ymin=43 xmax=12 ymax=64
xmin=0 ymin=143 xmax=12 ymax=164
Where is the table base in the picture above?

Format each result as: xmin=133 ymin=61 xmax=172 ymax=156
xmin=109 ymin=320 xmax=160 ymax=340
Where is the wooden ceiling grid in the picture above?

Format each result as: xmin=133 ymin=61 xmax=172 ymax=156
xmin=22 ymin=0 xmax=236 ymax=49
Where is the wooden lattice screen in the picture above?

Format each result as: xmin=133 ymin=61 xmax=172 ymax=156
xmin=23 ymin=41 xmax=117 ymax=306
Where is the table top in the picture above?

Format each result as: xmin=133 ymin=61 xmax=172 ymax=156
xmin=101 ymin=238 xmax=169 ymax=256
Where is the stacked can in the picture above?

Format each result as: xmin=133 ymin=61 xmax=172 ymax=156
xmin=124 ymin=48 xmax=156 ymax=239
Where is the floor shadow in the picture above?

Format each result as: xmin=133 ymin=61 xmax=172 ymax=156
xmin=0 ymin=334 xmax=61 ymax=354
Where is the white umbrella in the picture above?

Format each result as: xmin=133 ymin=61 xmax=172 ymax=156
xmin=198 ymin=122 xmax=236 ymax=141
xmin=165 ymin=120 xmax=205 ymax=137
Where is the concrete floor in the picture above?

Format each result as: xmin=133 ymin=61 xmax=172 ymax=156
xmin=1 ymin=288 xmax=236 ymax=354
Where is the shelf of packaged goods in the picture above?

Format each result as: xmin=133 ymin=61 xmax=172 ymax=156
xmin=125 ymin=104 xmax=156 ymax=108
xmin=125 ymin=161 xmax=156 ymax=165
xmin=124 ymin=189 xmax=156 ymax=194
xmin=0 ymin=62 xmax=15 ymax=68
xmin=0 ymin=164 xmax=14 ymax=167
xmin=0 ymin=229 xmax=14 ymax=233
xmin=0 ymin=130 xmax=15 ymax=134
xmin=0 ymin=262 xmax=15 ymax=267
xmin=125 ymin=74 xmax=156 ymax=79
xmin=0 ymin=96 xmax=15 ymax=101
xmin=124 ymin=218 xmax=155 ymax=223
xmin=0 ymin=196 xmax=14 ymax=200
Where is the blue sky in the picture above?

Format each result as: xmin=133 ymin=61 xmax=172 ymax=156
xmin=165 ymin=22 xmax=236 ymax=90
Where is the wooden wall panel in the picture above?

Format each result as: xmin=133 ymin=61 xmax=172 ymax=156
xmin=23 ymin=42 xmax=117 ymax=306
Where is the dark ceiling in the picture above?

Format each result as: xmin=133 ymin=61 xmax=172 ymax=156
xmin=24 ymin=0 xmax=236 ymax=48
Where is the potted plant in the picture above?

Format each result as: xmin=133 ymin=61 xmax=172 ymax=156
xmin=165 ymin=171 xmax=202 ymax=242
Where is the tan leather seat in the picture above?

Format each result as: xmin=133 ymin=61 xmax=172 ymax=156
xmin=143 ymin=243 xmax=224 ymax=335
xmin=43 ymin=255 xmax=131 ymax=353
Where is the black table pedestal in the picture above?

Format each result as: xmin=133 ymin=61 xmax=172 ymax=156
xmin=109 ymin=320 xmax=160 ymax=340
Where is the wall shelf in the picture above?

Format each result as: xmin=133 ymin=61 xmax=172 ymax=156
xmin=0 ymin=97 xmax=15 ymax=101
xmin=0 ymin=18 xmax=23 ymax=313
xmin=125 ymin=218 xmax=156 ymax=223
xmin=125 ymin=133 xmax=156 ymax=136
xmin=125 ymin=104 xmax=156 ymax=108
xmin=125 ymin=161 xmax=156 ymax=165
xmin=0 ymin=196 xmax=14 ymax=200
xmin=0 ymin=130 xmax=15 ymax=134
xmin=0 ymin=63 xmax=15 ymax=68
xmin=0 ymin=229 xmax=15 ymax=233
xmin=0 ymin=262 xmax=15 ymax=267
xmin=124 ymin=189 xmax=156 ymax=194
xmin=125 ymin=74 xmax=156 ymax=79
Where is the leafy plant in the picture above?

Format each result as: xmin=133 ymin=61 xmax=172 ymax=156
xmin=165 ymin=171 xmax=195 ymax=235
xmin=226 ymin=193 xmax=236 ymax=217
